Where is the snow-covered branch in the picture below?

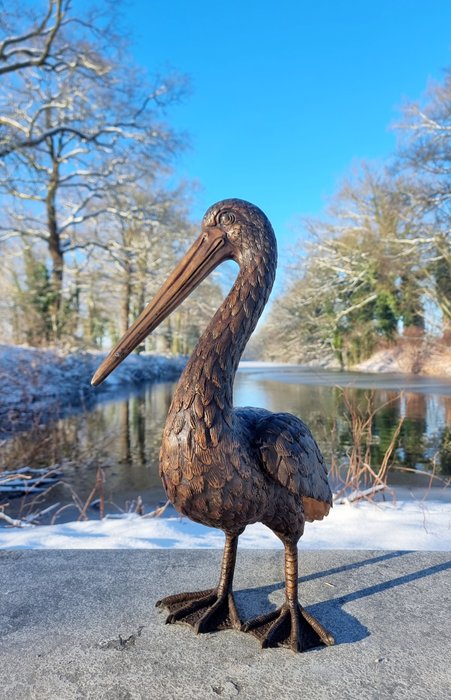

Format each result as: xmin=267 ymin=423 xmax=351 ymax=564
xmin=0 ymin=0 xmax=65 ymax=75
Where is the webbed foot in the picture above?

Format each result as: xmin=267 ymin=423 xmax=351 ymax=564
xmin=156 ymin=588 xmax=241 ymax=633
xmin=242 ymin=601 xmax=334 ymax=652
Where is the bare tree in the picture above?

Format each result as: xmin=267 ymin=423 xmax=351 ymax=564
xmin=257 ymin=166 xmax=425 ymax=366
xmin=0 ymin=1 xmax=187 ymax=340
xmin=0 ymin=0 xmax=64 ymax=76
xmin=257 ymin=71 xmax=451 ymax=365
xmin=395 ymin=70 xmax=451 ymax=335
xmin=84 ymin=186 xmax=225 ymax=353
xmin=396 ymin=70 xmax=451 ymax=223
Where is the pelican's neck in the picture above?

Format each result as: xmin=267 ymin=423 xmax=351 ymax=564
xmin=173 ymin=252 xmax=276 ymax=413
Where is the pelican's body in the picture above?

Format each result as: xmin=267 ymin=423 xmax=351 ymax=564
xmin=93 ymin=199 xmax=334 ymax=652
xmin=164 ymin=401 xmax=330 ymax=536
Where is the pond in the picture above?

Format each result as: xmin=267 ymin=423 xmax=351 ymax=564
xmin=1 ymin=364 xmax=450 ymax=524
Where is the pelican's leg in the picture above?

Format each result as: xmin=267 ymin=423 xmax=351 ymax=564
xmin=242 ymin=541 xmax=334 ymax=652
xmin=156 ymin=532 xmax=241 ymax=633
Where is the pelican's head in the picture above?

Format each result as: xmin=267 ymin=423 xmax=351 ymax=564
xmin=91 ymin=198 xmax=276 ymax=386
xmin=201 ymin=198 xmax=277 ymax=268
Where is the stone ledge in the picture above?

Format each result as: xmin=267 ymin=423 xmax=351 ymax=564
xmin=0 ymin=550 xmax=450 ymax=699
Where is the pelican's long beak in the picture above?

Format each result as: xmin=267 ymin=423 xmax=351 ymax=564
xmin=91 ymin=227 xmax=231 ymax=386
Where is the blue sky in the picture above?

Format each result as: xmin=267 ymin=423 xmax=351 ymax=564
xmin=127 ymin=0 xmax=451 ymax=277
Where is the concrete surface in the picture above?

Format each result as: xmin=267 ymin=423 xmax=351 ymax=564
xmin=0 ymin=549 xmax=450 ymax=699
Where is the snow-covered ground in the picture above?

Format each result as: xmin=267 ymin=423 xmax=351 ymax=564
xmin=0 ymin=344 xmax=185 ymax=436
xmin=0 ymin=499 xmax=449 ymax=550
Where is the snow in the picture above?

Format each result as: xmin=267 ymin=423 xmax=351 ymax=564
xmin=0 ymin=343 xmax=185 ymax=436
xmin=354 ymin=342 xmax=451 ymax=377
xmin=0 ymin=499 xmax=449 ymax=551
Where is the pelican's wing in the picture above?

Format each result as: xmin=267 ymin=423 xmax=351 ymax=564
xmin=250 ymin=410 xmax=332 ymax=521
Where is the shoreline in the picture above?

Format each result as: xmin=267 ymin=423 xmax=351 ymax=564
xmin=0 ymin=344 xmax=186 ymax=438
xmin=1 ymin=344 xmax=450 ymax=438
xmin=238 ymin=361 xmax=451 ymax=395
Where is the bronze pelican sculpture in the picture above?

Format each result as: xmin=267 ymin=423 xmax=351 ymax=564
xmin=92 ymin=199 xmax=334 ymax=652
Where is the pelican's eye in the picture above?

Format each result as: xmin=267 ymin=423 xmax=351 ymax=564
xmin=218 ymin=211 xmax=236 ymax=226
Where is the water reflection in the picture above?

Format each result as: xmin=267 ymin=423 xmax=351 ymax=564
xmin=235 ymin=370 xmax=451 ymax=477
xmin=1 ymin=368 xmax=450 ymax=522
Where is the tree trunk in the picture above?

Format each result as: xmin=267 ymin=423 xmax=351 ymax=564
xmin=46 ymin=142 xmax=64 ymax=339
xmin=120 ymin=264 xmax=132 ymax=336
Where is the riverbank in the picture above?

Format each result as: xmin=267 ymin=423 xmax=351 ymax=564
xmin=354 ymin=336 xmax=451 ymax=376
xmin=1 ymin=340 xmax=450 ymax=435
xmin=0 ymin=345 xmax=186 ymax=437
